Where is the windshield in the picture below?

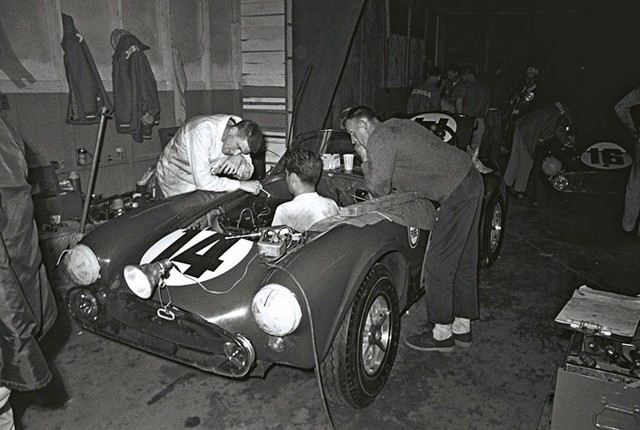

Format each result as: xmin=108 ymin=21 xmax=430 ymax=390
xmin=271 ymin=129 xmax=360 ymax=175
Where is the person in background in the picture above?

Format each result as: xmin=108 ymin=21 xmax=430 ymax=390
xmin=0 ymin=114 xmax=58 ymax=429
xmin=485 ymin=65 xmax=510 ymax=160
xmin=441 ymin=64 xmax=463 ymax=113
xmin=342 ymin=106 xmax=483 ymax=352
xmin=406 ymin=66 xmax=442 ymax=114
xmin=156 ymin=114 xmax=264 ymax=197
xmin=272 ymin=149 xmax=339 ymax=231
xmin=614 ymin=86 xmax=640 ymax=234
xmin=503 ymin=101 xmax=574 ymax=198
xmin=458 ymin=67 xmax=491 ymax=164
xmin=509 ymin=66 xmax=542 ymax=119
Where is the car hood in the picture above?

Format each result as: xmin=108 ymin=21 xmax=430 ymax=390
xmin=82 ymin=190 xmax=247 ymax=283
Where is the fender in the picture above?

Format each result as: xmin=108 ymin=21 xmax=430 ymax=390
xmin=261 ymin=221 xmax=425 ymax=368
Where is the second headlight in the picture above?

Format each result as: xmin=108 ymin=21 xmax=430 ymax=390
xmin=251 ymin=284 xmax=302 ymax=337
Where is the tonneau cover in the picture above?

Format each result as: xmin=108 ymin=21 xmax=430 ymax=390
xmin=310 ymin=192 xmax=435 ymax=231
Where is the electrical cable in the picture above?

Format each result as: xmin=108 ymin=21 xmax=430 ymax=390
xmin=267 ymin=262 xmax=335 ymax=430
xmin=174 ymin=253 xmax=259 ymax=295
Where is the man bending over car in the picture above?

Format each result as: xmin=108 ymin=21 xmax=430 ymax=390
xmin=156 ymin=114 xmax=264 ymax=197
xmin=272 ymin=149 xmax=339 ymax=231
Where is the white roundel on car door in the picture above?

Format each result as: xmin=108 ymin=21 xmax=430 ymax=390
xmin=580 ymin=142 xmax=632 ymax=170
xmin=140 ymin=229 xmax=254 ymax=286
xmin=410 ymin=112 xmax=458 ymax=143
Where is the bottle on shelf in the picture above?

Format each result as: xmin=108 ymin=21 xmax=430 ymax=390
xmin=68 ymin=170 xmax=81 ymax=193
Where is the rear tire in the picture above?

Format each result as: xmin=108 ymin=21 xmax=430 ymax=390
xmin=480 ymin=191 xmax=506 ymax=267
xmin=319 ymin=264 xmax=400 ymax=408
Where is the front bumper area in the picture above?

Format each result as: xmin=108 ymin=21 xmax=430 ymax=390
xmin=67 ymin=287 xmax=255 ymax=377
xmin=549 ymin=171 xmax=627 ymax=194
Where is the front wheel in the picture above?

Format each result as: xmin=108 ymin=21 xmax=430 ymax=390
xmin=319 ymin=264 xmax=400 ymax=408
xmin=480 ymin=191 xmax=506 ymax=267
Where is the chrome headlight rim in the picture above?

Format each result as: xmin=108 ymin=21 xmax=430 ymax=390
xmin=251 ymin=284 xmax=302 ymax=337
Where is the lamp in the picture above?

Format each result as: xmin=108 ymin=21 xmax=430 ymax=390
xmin=123 ymin=259 xmax=173 ymax=299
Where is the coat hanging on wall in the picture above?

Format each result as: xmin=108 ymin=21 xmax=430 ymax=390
xmin=111 ymin=29 xmax=160 ymax=143
xmin=61 ymin=14 xmax=112 ymax=125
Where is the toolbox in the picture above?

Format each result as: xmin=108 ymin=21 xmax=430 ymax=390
xmin=551 ymin=285 xmax=640 ymax=430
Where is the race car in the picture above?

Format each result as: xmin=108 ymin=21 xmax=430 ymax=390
xmin=533 ymin=135 xmax=632 ymax=198
xmin=62 ymin=120 xmax=506 ymax=409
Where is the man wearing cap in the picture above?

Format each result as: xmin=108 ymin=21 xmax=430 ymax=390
xmin=156 ymin=115 xmax=264 ymax=197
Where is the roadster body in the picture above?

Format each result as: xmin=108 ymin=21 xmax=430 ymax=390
xmin=63 ymin=117 xmax=506 ymax=408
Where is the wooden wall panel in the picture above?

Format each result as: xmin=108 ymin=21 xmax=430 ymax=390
xmin=209 ymin=0 xmax=239 ymax=86
xmin=242 ymin=51 xmax=285 ymax=87
xmin=0 ymin=1 xmax=62 ymax=90
xmin=241 ymin=0 xmax=287 ymax=170
xmin=241 ymin=0 xmax=284 ymax=16
xmin=387 ymin=35 xmax=408 ymax=87
xmin=408 ymin=38 xmax=425 ymax=85
xmin=169 ymin=0 xmax=206 ymax=82
xmin=241 ymin=16 xmax=285 ymax=52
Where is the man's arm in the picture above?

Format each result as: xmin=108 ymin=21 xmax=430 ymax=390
xmin=361 ymin=130 xmax=396 ymax=197
xmin=213 ymin=154 xmax=254 ymax=180
xmin=614 ymin=87 xmax=640 ymax=133
xmin=188 ymin=129 xmax=242 ymax=192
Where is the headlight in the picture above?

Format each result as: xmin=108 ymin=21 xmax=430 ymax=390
xmin=252 ymin=284 xmax=302 ymax=336
xmin=64 ymin=244 xmax=100 ymax=285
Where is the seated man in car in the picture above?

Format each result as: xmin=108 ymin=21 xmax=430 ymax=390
xmin=272 ymin=149 xmax=339 ymax=231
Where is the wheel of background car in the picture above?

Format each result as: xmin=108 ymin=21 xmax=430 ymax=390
xmin=481 ymin=191 xmax=505 ymax=267
xmin=319 ymin=263 xmax=400 ymax=408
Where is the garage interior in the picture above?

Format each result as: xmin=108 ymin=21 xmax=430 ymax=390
xmin=2 ymin=0 xmax=640 ymax=429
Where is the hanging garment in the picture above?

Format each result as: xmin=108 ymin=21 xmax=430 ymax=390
xmin=61 ymin=14 xmax=112 ymax=124
xmin=112 ymin=30 xmax=160 ymax=143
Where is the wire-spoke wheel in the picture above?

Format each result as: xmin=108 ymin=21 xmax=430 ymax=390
xmin=320 ymin=264 xmax=400 ymax=408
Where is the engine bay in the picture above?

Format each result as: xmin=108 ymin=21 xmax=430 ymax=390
xmin=184 ymin=172 xmax=368 ymax=238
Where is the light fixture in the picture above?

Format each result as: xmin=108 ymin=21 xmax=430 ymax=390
xmin=64 ymin=244 xmax=100 ymax=286
xmin=123 ymin=259 xmax=173 ymax=299
xmin=252 ymin=284 xmax=302 ymax=336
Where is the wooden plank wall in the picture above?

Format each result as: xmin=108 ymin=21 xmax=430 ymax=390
xmin=240 ymin=0 xmax=287 ymax=171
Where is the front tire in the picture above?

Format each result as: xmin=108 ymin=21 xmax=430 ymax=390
xmin=319 ymin=264 xmax=400 ymax=408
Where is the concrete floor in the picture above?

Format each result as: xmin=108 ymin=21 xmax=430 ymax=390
xmin=12 ymin=189 xmax=640 ymax=430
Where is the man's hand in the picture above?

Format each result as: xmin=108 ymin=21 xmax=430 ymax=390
xmin=239 ymin=180 xmax=262 ymax=195
xmin=141 ymin=112 xmax=155 ymax=125
xmin=213 ymin=154 xmax=247 ymax=177
xmin=354 ymin=144 xmax=368 ymax=162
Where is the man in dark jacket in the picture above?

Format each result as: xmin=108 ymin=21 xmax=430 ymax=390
xmin=342 ymin=106 xmax=483 ymax=352
xmin=111 ymin=29 xmax=160 ymax=143
xmin=0 ymin=115 xmax=58 ymax=427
